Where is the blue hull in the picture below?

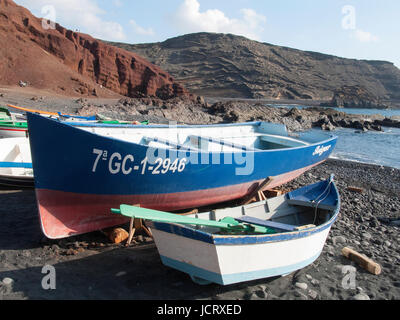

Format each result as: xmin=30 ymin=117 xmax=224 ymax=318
xmin=27 ymin=113 xmax=338 ymax=238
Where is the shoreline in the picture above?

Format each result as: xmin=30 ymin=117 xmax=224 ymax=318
xmin=204 ymin=96 xmax=400 ymax=110
xmin=0 ymin=158 xmax=399 ymax=300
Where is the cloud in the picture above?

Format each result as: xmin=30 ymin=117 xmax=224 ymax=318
xmin=129 ymin=20 xmax=155 ymax=36
xmin=353 ymin=29 xmax=378 ymax=43
xmin=15 ymin=0 xmax=126 ymax=41
xmin=173 ymin=0 xmax=266 ymax=41
xmin=112 ymin=0 xmax=123 ymax=8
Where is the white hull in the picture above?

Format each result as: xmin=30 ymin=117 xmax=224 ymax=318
xmin=152 ymin=226 xmax=331 ymax=285
xmin=0 ymin=137 xmax=33 ymax=187
xmin=0 ymin=127 xmax=27 ymax=139
xmin=145 ymin=177 xmax=340 ymax=285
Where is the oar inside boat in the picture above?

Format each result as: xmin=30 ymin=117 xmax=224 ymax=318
xmin=111 ymin=205 xmax=277 ymax=235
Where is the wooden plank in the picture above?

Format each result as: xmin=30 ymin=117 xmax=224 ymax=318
xmin=235 ymin=216 xmax=298 ymax=232
xmin=263 ymin=189 xmax=283 ymax=198
xmin=126 ymin=218 xmax=136 ymax=246
xmin=143 ymin=136 xmax=195 ymax=151
xmin=188 ymin=135 xmax=259 ymax=151
xmin=241 ymin=177 xmax=273 ymax=205
xmin=126 ymin=204 xmax=141 ymax=246
xmin=114 ymin=205 xmax=270 ymax=234
xmin=347 ymin=186 xmax=364 ymax=194
xmin=178 ymin=209 xmax=199 ymax=216
xmin=342 ymin=247 xmax=382 ymax=275
xmin=287 ymin=199 xmax=337 ymax=211
xmin=258 ymin=191 xmax=266 ymax=201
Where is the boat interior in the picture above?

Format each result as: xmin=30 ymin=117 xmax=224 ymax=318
xmin=0 ymin=138 xmax=32 ymax=177
xmin=182 ymin=181 xmax=338 ymax=235
xmin=79 ymin=121 xmax=333 ymax=152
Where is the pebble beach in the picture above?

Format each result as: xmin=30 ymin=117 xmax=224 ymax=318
xmin=1 ymin=159 xmax=399 ymax=301
xmin=0 ymin=88 xmax=399 ymax=301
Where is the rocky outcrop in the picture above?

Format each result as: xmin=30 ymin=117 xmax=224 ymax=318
xmin=109 ymin=33 xmax=400 ymax=104
xmin=0 ymin=0 xmax=189 ymax=99
xmin=76 ymin=97 xmax=400 ymax=133
xmin=328 ymin=85 xmax=389 ymax=109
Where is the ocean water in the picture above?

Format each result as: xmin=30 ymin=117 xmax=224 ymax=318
xmin=274 ymin=105 xmax=400 ymax=118
xmin=271 ymin=105 xmax=400 ymax=169
xmin=300 ymin=126 xmax=400 ymax=170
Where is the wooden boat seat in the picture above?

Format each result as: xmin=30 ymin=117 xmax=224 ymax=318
xmin=143 ymin=136 xmax=198 ymax=151
xmin=286 ymin=178 xmax=338 ymax=211
xmin=259 ymin=134 xmax=310 ymax=148
xmin=286 ymin=199 xmax=337 ymax=211
xmin=235 ymin=216 xmax=298 ymax=232
xmin=188 ymin=135 xmax=259 ymax=151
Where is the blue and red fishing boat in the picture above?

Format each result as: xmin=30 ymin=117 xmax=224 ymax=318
xmin=27 ymin=113 xmax=337 ymax=239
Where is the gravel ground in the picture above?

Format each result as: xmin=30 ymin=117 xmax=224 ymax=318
xmin=0 ymin=159 xmax=399 ymax=301
xmin=0 ymin=88 xmax=399 ymax=301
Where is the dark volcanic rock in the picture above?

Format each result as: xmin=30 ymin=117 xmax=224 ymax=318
xmin=76 ymin=98 xmax=399 ymax=132
xmin=0 ymin=0 xmax=189 ymax=100
xmin=109 ymin=33 xmax=400 ymax=103
xmin=328 ymin=85 xmax=389 ymax=109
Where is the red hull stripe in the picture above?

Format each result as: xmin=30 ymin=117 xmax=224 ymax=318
xmin=0 ymin=127 xmax=27 ymax=132
xmin=36 ymin=163 xmax=320 ymax=239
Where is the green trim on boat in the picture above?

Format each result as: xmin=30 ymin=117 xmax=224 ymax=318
xmin=0 ymin=120 xmax=28 ymax=128
xmin=112 ymin=205 xmax=276 ymax=235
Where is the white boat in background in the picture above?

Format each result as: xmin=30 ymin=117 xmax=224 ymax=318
xmin=0 ymin=106 xmax=26 ymax=121
xmin=0 ymin=137 xmax=34 ymax=188
xmin=114 ymin=175 xmax=340 ymax=285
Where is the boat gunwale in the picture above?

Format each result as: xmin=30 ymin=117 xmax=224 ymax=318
xmin=42 ymin=116 xmax=338 ymax=154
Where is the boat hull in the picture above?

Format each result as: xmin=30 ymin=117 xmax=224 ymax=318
xmin=0 ymin=137 xmax=33 ymax=188
xmin=151 ymin=226 xmax=332 ymax=285
xmin=0 ymin=126 xmax=27 ymax=139
xmin=27 ymin=113 xmax=337 ymax=239
xmin=146 ymin=177 xmax=340 ymax=285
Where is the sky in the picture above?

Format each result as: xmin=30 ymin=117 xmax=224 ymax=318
xmin=14 ymin=0 xmax=400 ymax=68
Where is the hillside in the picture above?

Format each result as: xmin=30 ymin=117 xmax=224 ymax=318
xmin=110 ymin=33 xmax=400 ymax=102
xmin=0 ymin=0 xmax=189 ymax=99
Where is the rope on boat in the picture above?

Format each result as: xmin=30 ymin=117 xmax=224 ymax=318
xmin=311 ymin=178 xmax=334 ymax=225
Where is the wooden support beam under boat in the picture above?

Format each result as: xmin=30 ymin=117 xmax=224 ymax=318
xmin=126 ymin=204 xmax=153 ymax=246
xmin=241 ymin=177 xmax=274 ymax=205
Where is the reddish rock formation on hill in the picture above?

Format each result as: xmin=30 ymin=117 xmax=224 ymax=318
xmin=0 ymin=0 xmax=189 ymax=99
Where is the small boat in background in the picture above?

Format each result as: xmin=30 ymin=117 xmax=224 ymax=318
xmin=7 ymin=104 xmax=96 ymax=121
xmin=0 ymin=106 xmax=28 ymax=138
xmin=1 ymin=104 xmax=150 ymax=139
xmin=27 ymin=113 xmax=337 ymax=239
xmin=0 ymin=120 xmax=28 ymax=139
xmin=0 ymin=137 xmax=33 ymax=188
xmin=0 ymin=106 xmax=26 ymax=121
xmin=113 ymin=175 xmax=340 ymax=285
